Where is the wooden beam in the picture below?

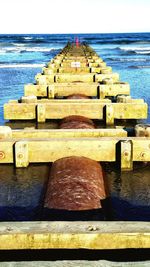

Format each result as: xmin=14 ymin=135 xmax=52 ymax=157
xmin=15 ymin=141 xmax=29 ymax=167
xmin=24 ymin=82 xmax=130 ymax=99
xmin=61 ymin=62 xmax=88 ymax=67
xmin=0 ymin=127 xmax=128 ymax=139
xmin=1 ymin=137 xmax=150 ymax=167
xmin=58 ymin=67 xmax=91 ymax=73
xmin=95 ymin=73 xmax=119 ymax=82
xmin=3 ymin=138 xmax=117 ymax=165
xmin=99 ymin=83 xmax=130 ymax=98
xmin=24 ymin=83 xmax=99 ymax=97
xmin=0 ymin=221 xmax=149 ymax=250
xmin=35 ymin=73 xmax=120 ymax=84
xmin=4 ymin=102 xmax=148 ymax=122
xmin=89 ymin=62 xmax=106 ymax=67
xmin=105 ymin=104 xmax=114 ymax=125
xmin=120 ymin=140 xmax=133 ymax=171
xmin=55 ymin=73 xmax=94 ymax=83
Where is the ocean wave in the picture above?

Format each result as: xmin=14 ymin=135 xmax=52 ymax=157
xmin=106 ymin=57 xmax=148 ymax=62
xmin=118 ymin=46 xmax=150 ymax=55
xmin=0 ymin=46 xmax=61 ymax=54
xmin=119 ymin=46 xmax=150 ymax=51
xmin=0 ymin=63 xmax=45 ymax=68
xmin=129 ymin=65 xmax=150 ymax=69
xmin=24 ymin=37 xmax=33 ymax=40
xmin=94 ymin=40 xmax=150 ymax=45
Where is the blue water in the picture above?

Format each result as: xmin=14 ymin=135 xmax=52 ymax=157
xmin=0 ymin=34 xmax=150 ymax=222
xmin=0 ymin=33 xmax=150 ymax=123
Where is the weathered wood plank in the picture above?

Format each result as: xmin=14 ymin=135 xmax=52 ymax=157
xmin=55 ymin=73 xmax=94 ymax=83
xmin=58 ymin=67 xmax=91 ymax=73
xmin=99 ymin=83 xmax=130 ymax=98
xmin=24 ymin=82 xmax=130 ymax=98
xmin=0 ymin=127 xmax=128 ymax=139
xmin=4 ymin=102 xmax=148 ymax=122
xmin=60 ymin=62 xmax=88 ymax=67
xmin=89 ymin=62 xmax=107 ymax=67
xmin=0 ymin=221 xmax=149 ymax=250
xmin=24 ymin=83 xmax=99 ymax=97
xmin=95 ymin=73 xmax=119 ymax=82
xmin=1 ymin=137 xmax=150 ymax=167
xmin=35 ymin=73 xmax=120 ymax=84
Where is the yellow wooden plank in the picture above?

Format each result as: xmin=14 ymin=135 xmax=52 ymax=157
xmin=24 ymin=82 xmax=130 ymax=98
xmin=1 ymin=137 xmax=150 ymax=166
xmin=61 ymin=62 xmax=88 ymax=67
xmin=24 ymin=83 xmax=99 ymax=97
xmin=99 ymin=83 xmax=130 ymax=98
xmin=4 ymin=103 xmax=36 ymax=120
xmin=28 ymin=138 xmax=116 ymax=163
xmin=95 ymin=73 xmax=120 ymax=82
xmin=0 ymin=221 xmax=149 ymax=250
xmin=11 ymin=128 xmax=128 ymax=139
xmin=15 ymin=141 xmax=29 ymax=167
xmin=35 ymin=74 xmax=55 ymax=84
xmin=55 ymin=73 xmax=94 ymax=83
xmin=121 ymin=140 xmax=133 ymax=171
xmin=114 ymin=103 xmax=148 ymax=119
xmin=0 ymin=141 xmax=14 ymax=163
xmin=57 ymin=67 xmax=91 ymax=73
xmin=89 ymin=62 xmax=106 ymax=67
xmin=4 ymin=102 xmax=148 ymax=121
xmin=35 ymin=73 xmax=120 ymax=84
xmin=133 ymin=138 xmax=150 ymax=161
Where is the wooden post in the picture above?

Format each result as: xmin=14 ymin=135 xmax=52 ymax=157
xmin=99 ymin=87 xmax=106 ymax=99
xmin=15 ymin=141 xmax=29 ymax=168
xmin=105 ymin=104 xmax=114 ymax=125
xmin=101 ymin=67 xmax=112 ymax=74
xmin=0 ymin=126 xmax=12 ymax=139
xmin=47 ymin=85 xmax=55 ymax=99
xmin=120 ymin=140 xmax=133 ymax=171
xmin=37 ymin=104 xmax=46 ymax=123
xmin=21 ymin=96 xmax=37 ymax=103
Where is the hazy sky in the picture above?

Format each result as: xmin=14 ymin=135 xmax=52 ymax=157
xmin=0 ymin=0 xmax=149 ymax=33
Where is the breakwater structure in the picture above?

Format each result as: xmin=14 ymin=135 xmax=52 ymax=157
xmin=0 ymin=42 xmax=150 ymax=264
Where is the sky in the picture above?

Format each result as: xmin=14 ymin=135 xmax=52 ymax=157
xmin=0 ymin=0 xmax=150 ymax=34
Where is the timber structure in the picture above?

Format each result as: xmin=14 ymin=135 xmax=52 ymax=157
xmin=0 ymin=42 xmax=149 ymax=257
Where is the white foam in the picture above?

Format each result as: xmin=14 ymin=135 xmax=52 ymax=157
xmin=24 ymin=37 xmax=33 ymax=40
xmin=119 ymin=46 xmax=150 ymax=53
xmin=0 ymin=46 xmax=61 ymax=53
xmin=0 ymin=63 xmax=45 ymax=68
xmin=119 ymin=58 xmax=147 ymax=62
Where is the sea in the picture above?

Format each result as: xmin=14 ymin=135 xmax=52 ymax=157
xmin=0 ymin=33 xmax=150 ymax=123
xmin=0 ymin=33 xmax=150 ymax=222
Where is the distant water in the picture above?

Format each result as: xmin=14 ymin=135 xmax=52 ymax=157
xmin=0 ymin=33 xmax=150 ymax=123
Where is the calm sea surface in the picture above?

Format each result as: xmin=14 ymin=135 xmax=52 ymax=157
xmin=0 ymin=33 xmax=149 ymax=221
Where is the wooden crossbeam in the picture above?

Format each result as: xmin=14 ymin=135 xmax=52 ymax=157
xmin=24 ymin=82 xmax=130 ymax=98
xmin=4 ymin=102 xmax=148 ymax=124
xmin=0 ymin=136 xmax=150 ymax=169
xmin=99 ymin=83 xmax=130 ymax=98
xmin=43 ymin=66 xmax=112 ymax=75
xmin=35 ymin=73 xmax=119 ymax=84
xmin=0 ymin=221 xmax=149 ymax=250
xmin=0 ymin=127 xmax=128 ymax=139
xmin=24 ymin=83 xmax=99 ymax=97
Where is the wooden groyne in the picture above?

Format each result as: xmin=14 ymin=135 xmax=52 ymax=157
xmin=0 ymin=42 xmax=149 ymax=254
xmin=1 ymin=43 xmax=149 ymax=171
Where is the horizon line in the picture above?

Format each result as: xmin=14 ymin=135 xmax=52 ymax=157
xmin=0 ymin=32 xmax=150 ymax=35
